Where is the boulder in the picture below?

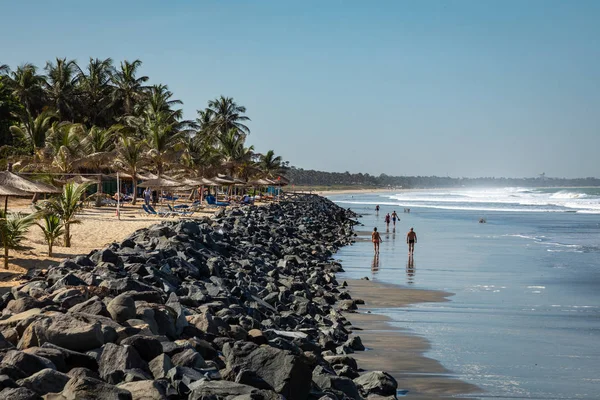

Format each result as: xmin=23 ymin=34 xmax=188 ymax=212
xmin=98 ymin=343 xmax=148 ymax=384
xmin=117 ymin=380 xmax=169 ymax=400
xmin=0 ymin=350 xmax=56 ymax=376
xmin=107 ymin=294 xmax=136 ymax=323
xmin=188 ymin=380 xmax=279 ymax=400
xmin=45 ymin=377 xmax=132 ymax=400
xmin=148 ymin=353 xmax=173 ymax=380
xmin=17 ymin=368 xmax=70 ymax=395
xmin=353 ymin=371 xmax=398 ymax=397
xmin=171 ymin=348 xmax=207 ymax=369
xmin=69 ymin=296 xmax=110 ymax=317
xmin=41 ymin=343 xmax=99 ymax=371
xmin=224 ymin=343 xmax=311 ymax=399
xmin=119 ymin=335 xmax=163 ymax=362
xmin=0 ymin=387 xmax=41 ymax=400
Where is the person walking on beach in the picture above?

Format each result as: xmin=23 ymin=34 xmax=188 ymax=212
xmin=406 ymin=227 xmax=417 ymax=255
xmin=372 ymin=227 xmax=382 ymax=254
xmin=384 ymin=213 xmax=391 ymax=229
xmin=391 ymin=210 xmax=400 ymax=227
xmin=143 ymin=188 xmax=151 ymax=206
xmin=375 ymin=205 xmax=380 ymax=214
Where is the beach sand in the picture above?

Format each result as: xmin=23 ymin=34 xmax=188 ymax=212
xmin=1 ymin=199 xmax=216 ymax=284
xmin=344 ymin=279 xmax=481 ymax=399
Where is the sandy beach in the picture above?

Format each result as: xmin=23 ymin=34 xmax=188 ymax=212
xmin=344 ymin=279 xmax=480 ymax=399
xmin=1 ymin=199 xmax=216 ymax=284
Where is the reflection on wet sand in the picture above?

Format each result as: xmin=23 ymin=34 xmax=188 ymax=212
xmin=406 ymin=255 xmax=415 ymax=284
xmin=371 ymin=253 xmax=380 ymax=274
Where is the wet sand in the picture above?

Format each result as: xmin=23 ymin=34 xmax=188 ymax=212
xmin=344 ymin=279 xmax=481 ymax=399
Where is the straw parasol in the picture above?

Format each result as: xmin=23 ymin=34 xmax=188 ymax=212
xmin=138 ymin=177 xmax=184 ymax=188
xmin=0 ymin=171 xmax=61 ymax=194
xmin=0 ymin=184 xmax=29 ymax=214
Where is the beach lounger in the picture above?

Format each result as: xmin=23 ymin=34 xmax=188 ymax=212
xmin=145 ymin=204 xmax=172 ymax=217
xmin=168 ymin=204 xmax=194 ymax=216
xmin=206 ymin=195 xmax=229 ymax=207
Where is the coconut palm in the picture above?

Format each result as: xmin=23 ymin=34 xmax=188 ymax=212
xmin=143 ymin=110 xmax=186 ymax=177
xmin=75 ymin=58 xmax=115 ymax=127
xmin=181 ymin=134 xmax=221 ymax=177
xmin=0 ymin=209 xmax=38 ymax=269
xmin=114 ymin=135 xmax=146 ymax=204
xmin=112 ymin=59 xmax=149 ymax=116
xmin=4 ymin=63 xmax=46 ymax=117
xmin=9 ymin=110 xmax=57 ymax=159
xmin=44 ymin=58 xmax=78 ymax=121
xmin=36 ymin=213 xmax=63 ymax=256
xmin=40 ymin=182 xmax=90 ymax=247
xmin=218 ymin=128 xmax=254 ymax=177
xmin=259 ymin=150 xmax=287 ymax=178
xmin=206 ymin=96 xmax=250 ymax=138
xmin=44 ymin=122 xmax=84 ymax=173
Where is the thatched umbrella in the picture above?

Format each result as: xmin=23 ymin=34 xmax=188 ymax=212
xmin=0 ymin=185 xmax=29 ymax=214
xmin=139 ymin=177 xmax=185 ymax=205
xmin=0 ymin=171 xmax=61 ymax=194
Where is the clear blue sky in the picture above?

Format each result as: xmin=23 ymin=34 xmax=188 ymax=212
xmin=2 ymin=0 xmax=599 ymax=178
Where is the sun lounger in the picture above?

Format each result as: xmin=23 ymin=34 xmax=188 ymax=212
xmin=168 ymin=204 xmax=193 ymax=216
xmin=144 ymin=204 xmax=172 ymax=217
xmin=205 ymin=195 xmax=229 ymax=207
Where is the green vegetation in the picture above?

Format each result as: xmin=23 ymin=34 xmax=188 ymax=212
xmin=0 ymin=210 xmax=38 ymax=269
xmin=38 ymin=182 xmax=90 ymax=248
xmin=36 ymin=213 xmax=64 ymax=257
xmin=0 ymin=58 xmax=288 ymax=183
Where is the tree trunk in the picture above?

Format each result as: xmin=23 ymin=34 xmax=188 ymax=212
xmin=3 ymin=245 xmax=8 ymax=270
xmin=48 ymin=241 xmax=53 ymax=257
xmin=95 ymin=175 xmax=102 ymax=207
xmin=65 ymin=223 xmax=71 ymax=248
xmin=132 ymin=178 xmax=138 ymax=205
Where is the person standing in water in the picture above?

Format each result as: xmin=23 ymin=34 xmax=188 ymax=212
xmin=375 ymin=205 xmax=380 ymax=214
xmin=391 ymin=210 xmax=400 ymax=227
xmin=372 ymin=227 xmax=382 ymax=254
xmin=406 ymin=227 xmax=417 ymax=255
xmin=384 ymin=213 xmax=391 ymax=229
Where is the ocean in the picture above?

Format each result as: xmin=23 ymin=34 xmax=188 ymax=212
xmin=330 ymin=187 xmax=600 ymax=400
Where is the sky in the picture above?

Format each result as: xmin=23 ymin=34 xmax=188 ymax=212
xmin=1 ymin=0 xmax=599 ymax=178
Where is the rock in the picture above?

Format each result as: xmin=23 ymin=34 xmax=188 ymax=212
xmin=45 ymin=377 xmax=132 ymax=400
xmin=118 ymin=380 xmax=169 ymax=400
xmin=0 ymin=387 xmax=41 ymax=400
xmin=0 ymin=331 xmax=15 ymax=350
xmin=107 ymin=294 xmax=136 ymax=323
xmin=188 ymin=380 xmax=279 ymax=400
xmin=324 ymin=355 xmax=359 ymax=371
xmin=69 ymin=296 xmax=110 ymax=317
xmin=119 ymin=335 xmax=163 ymax=362
xmin=313 ymin=365 xmax=361 ymax=400
xmin=224 ymin=343 xmax=311 ymax=399
xmin=20 ymin=313 xmax=105 ymax=352
xmin=17 ymin=368 xmax=70 ymax=395
xmin=148 ymin=354 xmax=173 ymax=380
xmin=0 ymin=350 xmax=56 ymax=376
xmin=187 ymin=311 xmax=227 ymax=336
xmin=171 ymin=348 xmax=207 ymax=369
xmin=354 ymin=371 xmax=398 ymax=397
xmin=345 ymin=335 xmax=365 ymax=351
xmin=0 ymin=374 xmax=18 ymax=390
xmin=98 ymin=343 xmax=148 ymax=384
xmin=247 ymin=328 xmax=268 ymax=345
xmin=67 ymin=367 xmax=100 ymax=380
xmin=41 ymin=343 xmax=99 ymax=371
xmin=23 ymin=347 xmax=66 ymax=372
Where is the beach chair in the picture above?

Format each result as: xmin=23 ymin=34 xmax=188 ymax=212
xmin=206 ymin=195 xmax=230 ymax=207
xmin=147 ymin=204 xmax=172 ymax=217
xmin=168 ymin=204 xmax=193 ymax=216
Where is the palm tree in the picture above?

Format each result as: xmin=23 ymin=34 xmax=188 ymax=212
xmin=206 ymin=96 xmax=250 ymax=138
xmin=181 ymin=134 xmax=221 ymax=177
xmin=114 ymin=135 xmax=146 ymax=204
xmin=9 ymin=110 xmax=56 ymax=159
xmin=218 ymin=128 xmax=254 ymax=177
xmin=259 ymin=150 xmax=287 ymax=178
xmin=40 ymin=182 xmax=90 ymax=247
xmin=0 ymin=210 xmax=38 ymax=269
xmin=44 ymin=122 xmax=84 ymax=173
xmin=4 ymin=64 xmax=46 ymax=117
xmin=36 ymin=213 xmax=63 ymax=256
xmin=143 ymin=110 xmax=185 ymax=177
xmin=75 ymin=58 xmax=115 ymax=127
xmin=44 ymin=58 xmax=78 ymax=121
xmin=112 ymin=59 xmax=149 ymax=116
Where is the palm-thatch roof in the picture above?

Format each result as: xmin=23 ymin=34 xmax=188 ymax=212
xmin=212 ymin=175 xmax=235 ymax=185
xmin=138 ymin=177 xmax=185 ymax=188
xmin=0 ymin=171 xmax=61 ymax=194
xmin=0 ymin=185 xmax=29 ymax=196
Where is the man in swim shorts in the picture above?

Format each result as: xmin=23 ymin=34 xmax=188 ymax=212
xmin=391 ymin=210 xmax=399 ymax=227
xmin=372 ymin=227 xmax=382 ymax=253
xmin=406 ymin=227 xmax=417 ymax=254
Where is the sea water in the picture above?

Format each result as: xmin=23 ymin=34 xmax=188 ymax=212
xmin=331 ymin=188 xmax=600 ymax=399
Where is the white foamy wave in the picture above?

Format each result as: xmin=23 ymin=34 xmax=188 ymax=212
xmin=550 ymin=191 xmax=589 ymax=199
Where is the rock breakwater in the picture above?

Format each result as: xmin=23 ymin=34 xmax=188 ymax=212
xmin=0 ymin=195 xmax=399 ymax=399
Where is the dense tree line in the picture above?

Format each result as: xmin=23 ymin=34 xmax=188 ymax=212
xmin=0 ymin=58 xmax=288 ymax=200
xmin=287 ymin=167 xmax=600 ymax=188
